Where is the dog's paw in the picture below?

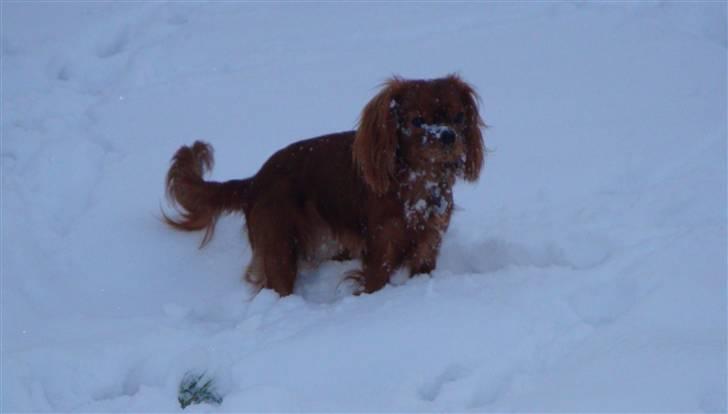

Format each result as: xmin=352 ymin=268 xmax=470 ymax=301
xmin=337 ymin=271 xmax=365 ymax=296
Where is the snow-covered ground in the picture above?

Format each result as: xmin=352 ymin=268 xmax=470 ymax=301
xmin=2 ymin=2 xmax=726 ymax=412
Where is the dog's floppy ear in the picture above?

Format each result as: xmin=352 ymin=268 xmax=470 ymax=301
xmin=449 ymin=74 xmax=485 ymax=181
xmin=354 ymin=77 xmax=403 ymax=195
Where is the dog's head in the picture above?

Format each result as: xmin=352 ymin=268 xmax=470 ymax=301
xmin=353 ymin=74 xmax=485 ymax=194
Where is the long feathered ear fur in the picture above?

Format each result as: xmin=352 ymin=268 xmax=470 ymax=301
xmin=353 ymin=78 xmax=403 ymax=195
xmin=448 ymin=74 xmax=485 ymax=181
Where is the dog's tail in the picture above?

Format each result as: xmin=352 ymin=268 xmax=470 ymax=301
xmin=163 ymin=141 xmax=250 ymax=247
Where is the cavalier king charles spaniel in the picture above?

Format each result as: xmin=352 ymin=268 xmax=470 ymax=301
xmin=164 ymin=74 xmax=485 ymax=296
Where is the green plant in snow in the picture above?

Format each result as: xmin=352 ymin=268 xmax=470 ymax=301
xmin=178 ymin=371 xmax=223 ymax=409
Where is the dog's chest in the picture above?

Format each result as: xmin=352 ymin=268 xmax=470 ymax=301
xmin=399 ymin=174 xmax=453 ymax=230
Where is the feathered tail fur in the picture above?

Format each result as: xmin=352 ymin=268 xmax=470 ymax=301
xmin=163 ymin=141 xmax=250 ymax=247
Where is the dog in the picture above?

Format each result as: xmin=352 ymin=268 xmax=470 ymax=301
xmin=164 ymin=74 xmax=485 ymax=296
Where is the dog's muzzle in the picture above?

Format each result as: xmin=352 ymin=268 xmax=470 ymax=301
xmin=422 ymin=124 xmax=457 ymax=146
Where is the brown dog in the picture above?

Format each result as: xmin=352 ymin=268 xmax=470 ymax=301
xmin=164 ymin=75 xmax=485 ymax=296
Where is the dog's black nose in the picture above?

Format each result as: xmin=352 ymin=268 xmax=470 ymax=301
xmin=440 ymin=129 xmax=456 ymax=146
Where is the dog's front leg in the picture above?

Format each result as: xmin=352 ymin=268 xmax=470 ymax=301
xmin=358 ymin=220 xmax=408 ymax=294
xmin=407 ymin=228 xmax=443 ymax=277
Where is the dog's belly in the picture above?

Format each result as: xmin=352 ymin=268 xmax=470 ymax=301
xmin=300 ymin=224 xmax=363 ymax=269
xmin=309 ymin=231 xmax=345 ymax=261
xmin=298 ymin=202 xmax=364 ymax=268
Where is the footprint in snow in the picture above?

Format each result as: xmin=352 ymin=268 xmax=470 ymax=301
xmin=96 ymin=26 xmax=130 ymax=59
xmin=417 ymin=364 xmax=473 ymax=403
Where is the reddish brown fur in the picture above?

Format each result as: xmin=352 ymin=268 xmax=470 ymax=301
xmin=164 ymin=75 xmax=485 ymax=296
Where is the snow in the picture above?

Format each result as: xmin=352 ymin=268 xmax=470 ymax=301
xmin=420 ymin=123 xmax=452 ymax=141
xmin=2 ymin=2 xmax=726 ymax=412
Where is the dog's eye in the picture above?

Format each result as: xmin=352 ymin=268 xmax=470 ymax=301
xmin=453 ymin=112 xmax=465 ymax=124
xmin=411 ymin=117 xmax=425 ymax=128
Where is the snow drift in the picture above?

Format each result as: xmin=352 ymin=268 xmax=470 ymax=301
xmin=2 ymin=2 xmax=725 ymax=412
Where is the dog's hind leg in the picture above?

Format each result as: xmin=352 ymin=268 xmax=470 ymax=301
xmin=262 ymin=242 xmax=297 ymax=296
xmin=247 ymin=204 xmax=299 ymax=296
